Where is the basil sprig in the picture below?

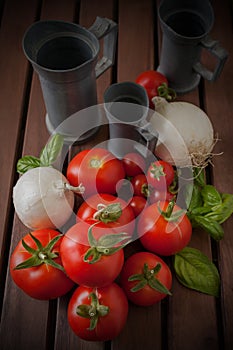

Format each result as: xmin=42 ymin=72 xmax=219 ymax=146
xmin=174 ymin=247 xmax=220 ymax=297
xmin=185 ymin=169 xmax=233 ymax=240
xmin=17 ymin=134 xmax=64 ymax=174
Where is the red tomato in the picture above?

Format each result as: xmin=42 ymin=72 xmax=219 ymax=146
xmin=120 ymin=252 xmax=172 ymax=306
xmin=136 ymin=70 xmax=176 ymax=108
xmin=76 ymin=193 xmax=135 ymax=235
xmin=122 ymin=152 xmax=146 ymax=177
xmin=138 ymin=201 xmax=192 ymax=256
xmin=147 ymin=160 xmax=175 ymax=191
xmin=149 ymin=188 xmax=175 ymax=204
xmin=67 ymin=148 xmax=125 ymax=197
xmin=68 ymin=283 xmax=128 ymax=341
xmin=10 ymin=229 xmax=74 ymax=300
xmin=128 ymin=196 xmax=147 ymax=217
xmin=60 ymin=221 xmax=128 ymax=287
xmin=131 ymin=174 xmax=150 ymax=197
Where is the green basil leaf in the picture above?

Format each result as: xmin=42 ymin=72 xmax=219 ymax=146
xmin=191 ymin=206 xmax=212 ymax=216
xmin=205 ymin=193 xmax=233 ymax=224
xmin=17 ymin=155 xmax=41 ymax=174
xmin=193 ymin=167 xmax=206 ymax=187
xmin=40 ymin=134 xmax=64 ymax=166
xmin=186 ymin=183 xmax=203 ymax=213
xmin=193 ymin=215 xmax=224 ymax=241
xmin=201 ymin=185 xmax=222 ymax=207
xmin=174 ymin=247 xmax=220 ymax=297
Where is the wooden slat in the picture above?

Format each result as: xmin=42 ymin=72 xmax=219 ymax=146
xmin=117 ymin=0 xmax=155 ymax=82
xmin=0 ymin=0 xmax=38 ymax=284
xmin=54 ymin=1 xmax=115 ymax=349
xmin=0 ymin=1 xmax=77 ymax=350
xmin=203 ymin=1 xmax=233 ymax=349
xmin=112 ymin=1 xmax=163 ymax=349
xmin=155 ymin=1 xmax=219 ymax=349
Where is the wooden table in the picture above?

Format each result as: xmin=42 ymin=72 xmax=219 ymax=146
xmin=0 ymin=0 xmax=233 ymax=349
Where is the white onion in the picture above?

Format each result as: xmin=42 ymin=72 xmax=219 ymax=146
xmin=150 ymin=97 xmax=215 ymax=167
xmin=13 ymin=167 xmax=76 ymax=230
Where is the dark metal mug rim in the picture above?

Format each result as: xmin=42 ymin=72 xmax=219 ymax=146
xmin=22 ymin=19 xmax=100 ymax=73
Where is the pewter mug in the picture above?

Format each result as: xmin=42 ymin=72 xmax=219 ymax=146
xmin=23 ymin=17 xmax=117 ymax=142
xmin=157 ymin=0 xmax=228 ymax=94
xmin=104 ymin=82 xmax=158 ymax=158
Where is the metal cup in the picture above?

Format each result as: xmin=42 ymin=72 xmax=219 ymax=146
xmin=22 ymin=17 xmax=117 ymax=142
xmin=157 ymin=0 xmax=228 ymax=94
xmin=104 ymin=82 xmax=158 ymax=158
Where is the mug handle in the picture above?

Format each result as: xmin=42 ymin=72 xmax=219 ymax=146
xmin=193 ymin=36 xmax=228 ymax=81
xmin=89 ymin=17 xmax=118 ymax=78
xmin=135 ymin=122 xmax=158 ymax=158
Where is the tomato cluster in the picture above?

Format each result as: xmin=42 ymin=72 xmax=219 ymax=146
xmin=10 ymin=147 xmax=192 ymax=342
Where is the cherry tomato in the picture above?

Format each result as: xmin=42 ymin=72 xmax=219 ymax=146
xmin=128 ymin=196 xmax=147 ymax=217
xmin=76 ymin=193 xmax=135 ymax=235
xmin=136 ymin=70 xmax=176 ymax=108
xmin=122 ymin=152 xmax=146 ymax=177
xmin=131 ymin=174 xmax=150 ymax=197
xmin=147 ymin=160 xmax=175 ymax=191
xmin=120 ymin=252 xmax=172 ymax=306
xmin=10 ymin=229 xmax=74 ymax=300
xmin=68 ymin=283 xmax=128 ymax=341
xmin=60 ymin=221 xmax=128 ymax=287
xmin=138 ymin=201 xmax=192 ymax=256
xmin=149 ymin=188 xmax=175 ymax=204
xmin=67 ymin=148 xmax=125 ymax=197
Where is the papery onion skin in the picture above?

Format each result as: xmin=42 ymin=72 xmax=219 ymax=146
xmin=151 ymin=97 xmax=215 ymax=167
xmin=13 ymin=167 xmax=74 ymax=230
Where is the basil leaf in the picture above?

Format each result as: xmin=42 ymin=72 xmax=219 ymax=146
xmin=201 ymin=185 xmax=222 ymax=207
xmin=186 ymin=183 xmax=203 ymax=213
xmin=192 ymin=215 xmax=224 ymax=241
xmin=205 ymin=193 xmax=233 ymax=224
xmin=174 ymin=247 xmax=220 ymax=297
xmin=40 ymin=134 xmax=64 ymax=166
xmin=17 ymin=155 xmax=41 ymax=174
xmin=193 ymin=167 xmax=206 ymax=187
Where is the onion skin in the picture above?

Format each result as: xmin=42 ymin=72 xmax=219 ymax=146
xmin=151 ymin=97 xmax=215 ymax=167
xmin=13 ymin=167 xmax=74 ymax=230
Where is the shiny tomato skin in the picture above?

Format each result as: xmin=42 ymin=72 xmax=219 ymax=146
xmin=149 ymin=188 xmax=175 ymax=204
xmin=128 ymin=196 xmax=147 ymax=217
xmin=120 ymin=252 xmax=172 ymax=306
xmin=122 ymin=152 xmax=146 ymax=177
xmin=10 ymin=229 xmax=74 ymax=300
xmin=68 ymin=283 xmax=128 ymax=341
xmin=67 ymin=148 xmax=125 ymax=197
xmin=131 ymin=174 xmax=150 ymax=198
xmin=60 ymin=221 xmax=125 ymax=287
xmin=77 ymin=193 xmax=135 ymax=235
xmin=136 ymin=70 xmax=168 ymax=108
xmin=147 ymin=160 xmax=175 ymax=191
xmin=138 ymin=201 xmax=192 ymax=256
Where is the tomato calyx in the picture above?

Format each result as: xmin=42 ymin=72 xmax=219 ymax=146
xmin=76 ymin=291 xmax=109 ymax=330
xmin=158 ymin=200 xmax=186 ymax=222
xmin=150 ymin=163 xmax=165 ymax=181
xmin=89 ymin=158 xmax=102 ymax=169
xmin=14 ymin=233 xmax=64 ymax=271
xmin=128 ymin=263 xmax=172 ymax=295
xmin=93 ymin=203 xmax=122 ymax=223
xmin=83 ymin=224 xmax=131 ymax=264
xmin=157 ymin=82 xmax=176 ymax=102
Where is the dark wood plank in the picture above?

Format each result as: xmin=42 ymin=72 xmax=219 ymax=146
xmin=0 ymin=1 xmax=77 ymax=350
xmin=117 ymin=0 xmax=155 ymax=82
xmin=54 ymin=1 xmax=115 ymax=349
xmin=0 ymin=0 xmax=39 ymax=285
xmin=203 ymin=1 xmax=233 ymax=348
xmin=155 ymin=1 xmax=219 ymax=349
xmin=112 ymin=1 xmax=163 ymax=349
